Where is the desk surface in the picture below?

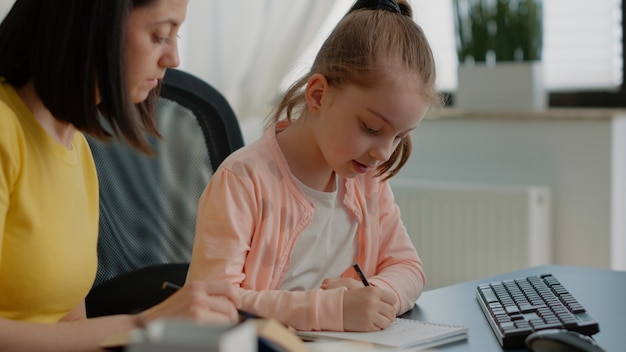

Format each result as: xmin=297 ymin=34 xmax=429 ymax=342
xmin=400 ymin=265 xmax=625 ymax=351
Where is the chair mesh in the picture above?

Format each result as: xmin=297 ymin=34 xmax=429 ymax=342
xmin=89 ymin=98 xmax=213 ymax=285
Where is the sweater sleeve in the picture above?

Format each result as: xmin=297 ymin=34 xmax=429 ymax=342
xmin=188 ymin=166 xmax=255 ymax=286
xmin=187 ymin=164 xmax=346 ymax=331
xmin=366 ymin=181 xmax=426 ymax=315
xmin=236 ymin=285 xmax=347 ymax=331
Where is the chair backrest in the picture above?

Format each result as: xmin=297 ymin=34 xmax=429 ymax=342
xmin=87 ymin=68 xmax=244 ymax=287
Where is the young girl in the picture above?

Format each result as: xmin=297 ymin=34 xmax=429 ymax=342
xmin=0 ymin=1 xmax=237 ymax=350
xmin=188 ymin=0 xmax=440 ymax=332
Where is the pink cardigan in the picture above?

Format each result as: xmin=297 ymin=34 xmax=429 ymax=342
xmin=188 ymin=121 xmax=425 ymax=331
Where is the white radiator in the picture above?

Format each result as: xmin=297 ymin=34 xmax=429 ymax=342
xmin=390 ymin=180 xmax=552 ymax=290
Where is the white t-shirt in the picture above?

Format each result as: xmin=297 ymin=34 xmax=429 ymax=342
xmin=280 ymin=175 xmax=357 ymax=291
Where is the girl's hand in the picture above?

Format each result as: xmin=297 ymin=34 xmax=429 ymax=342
xmin=342 ymin=286 xmax=397 ymax=331
xmin=137 ymin=281 xmax=239 ymax=326
xmin=321 ymin=277 xmax=363 ymax=290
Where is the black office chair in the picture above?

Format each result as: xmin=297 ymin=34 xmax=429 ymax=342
xmin=85 ymin=68 xmax=244 ymax=317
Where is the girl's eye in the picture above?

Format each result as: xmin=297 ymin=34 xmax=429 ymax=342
xmin=361 ymin=123 xmax=380 ymax=135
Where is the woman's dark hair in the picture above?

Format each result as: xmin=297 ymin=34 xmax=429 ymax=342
xmin=0 ymin=0 xmax=160 ymax=153
xmin=269 ymin=0 xmax=441 ymax=180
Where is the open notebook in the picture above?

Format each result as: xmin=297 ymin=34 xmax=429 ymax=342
xmin=297 ymin=318 xmax=468 ymax=351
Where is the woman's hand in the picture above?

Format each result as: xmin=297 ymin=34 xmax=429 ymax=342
xmin=342 ymin=286 xmax=397 ymax=332
xmin=137 ymin=281 xmax=239 ymax=326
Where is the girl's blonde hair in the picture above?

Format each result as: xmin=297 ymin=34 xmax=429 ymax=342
xmin=268 ymin=0 xmax=441 ymax=180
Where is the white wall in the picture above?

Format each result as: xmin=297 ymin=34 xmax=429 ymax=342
xmin=395 ymin=110 xmax=626 ymax=270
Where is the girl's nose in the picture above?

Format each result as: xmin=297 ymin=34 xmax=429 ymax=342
xmin=370 ymin=138 xmax=396 ymax=162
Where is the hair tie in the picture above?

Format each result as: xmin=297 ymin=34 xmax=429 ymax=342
xmin=349 ymin=0 xmax=401 ymax=14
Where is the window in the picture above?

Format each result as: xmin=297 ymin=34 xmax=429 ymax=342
xmin=543 ymin=0 xmax=622 ymax=92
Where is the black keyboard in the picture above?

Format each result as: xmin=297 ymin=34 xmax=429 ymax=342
xmin=476 ymin=273 xmax=600 ymax=348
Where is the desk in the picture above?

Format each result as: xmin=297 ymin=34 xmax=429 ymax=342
xmin=400 ymin=265 xmax=626 ymax=351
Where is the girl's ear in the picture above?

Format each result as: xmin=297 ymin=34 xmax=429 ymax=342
xmin=305 ymin=73 xmax=328 ymax=113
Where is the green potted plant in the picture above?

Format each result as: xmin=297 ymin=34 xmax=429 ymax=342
xmin=453 ymin=0 xmax=545 ymax=111
xmin=454 ymin=0 xmax=543 ymax=64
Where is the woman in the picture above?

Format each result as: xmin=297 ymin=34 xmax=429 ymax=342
xmin=0 ymin=1 xmax=237 ymax=350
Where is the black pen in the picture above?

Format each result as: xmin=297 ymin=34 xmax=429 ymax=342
xmin=352 ymin=262 xmax=370 ymax=286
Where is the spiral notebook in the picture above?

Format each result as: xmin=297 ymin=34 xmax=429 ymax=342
xmin=297 ymin=318 xmax=468 ymax=351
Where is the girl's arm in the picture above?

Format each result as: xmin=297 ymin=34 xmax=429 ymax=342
xmin=322 ymin=180 xmax=425 ymax=317
xmin=367 ymin=181 xmax=426 ymax=315
xmin=0 ymin=281 xmax=238 ymax=352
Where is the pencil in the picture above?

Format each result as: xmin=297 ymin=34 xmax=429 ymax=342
xmin=162 ymin=281 xmax=182 ymax=292
xmin=352 ymin=262 xmax=370 ymax=286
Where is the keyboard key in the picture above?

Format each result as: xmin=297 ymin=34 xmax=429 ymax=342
xmin=505 ymin=305 xmax=520 ymax=314
xmin=479 ymin=287 xmax=499 ymax=303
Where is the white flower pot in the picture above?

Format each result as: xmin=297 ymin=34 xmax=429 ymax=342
xmin=456 ymin=61 xmax=547 ymax=112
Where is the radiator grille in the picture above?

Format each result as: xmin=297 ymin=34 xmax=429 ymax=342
xmin=391 ymin=180 xmax=552 ymax=290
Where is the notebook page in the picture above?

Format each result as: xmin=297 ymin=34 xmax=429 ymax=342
xmin=297 ymin=318 xmax=468 ymax=349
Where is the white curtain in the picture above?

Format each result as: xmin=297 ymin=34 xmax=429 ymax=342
xmin=0 ymin=0 xmax=13 ymax=19
xmin=180 ymin=0 xmax=336 ymax=132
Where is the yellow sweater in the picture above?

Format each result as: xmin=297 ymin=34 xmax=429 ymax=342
xmin=0 ymin=80 xmax=98 ymax=322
